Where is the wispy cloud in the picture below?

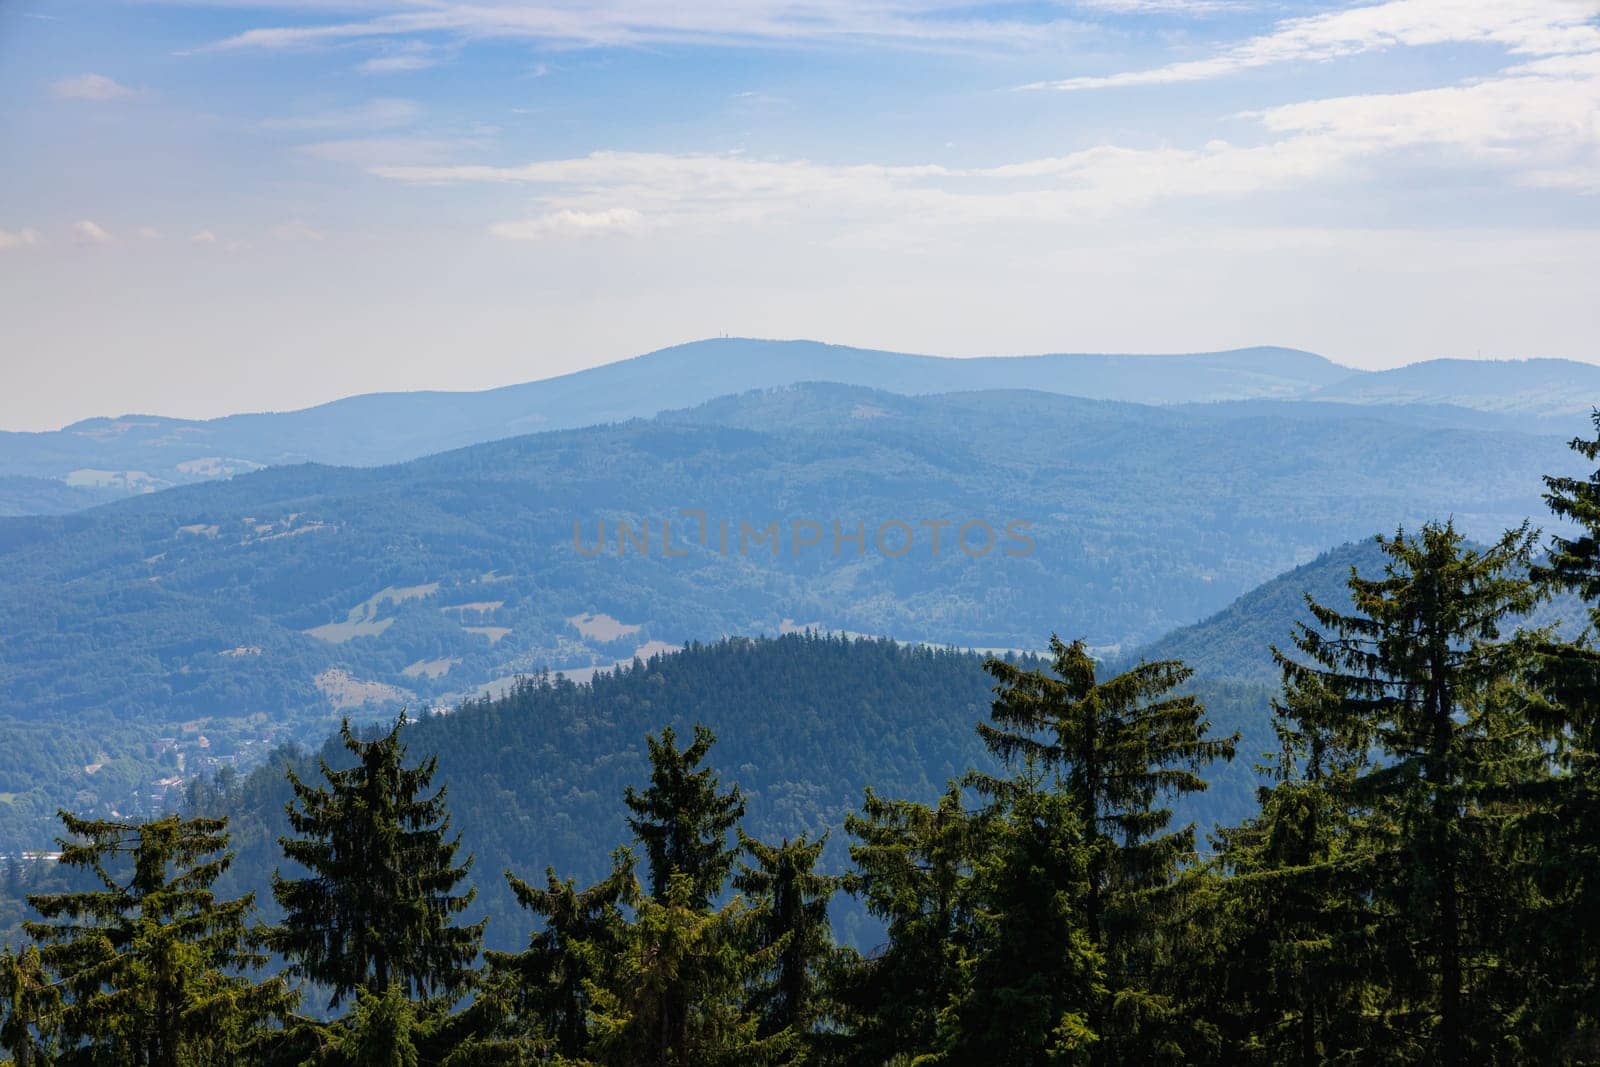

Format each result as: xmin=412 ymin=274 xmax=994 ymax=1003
xmin=0 ymin=227 xmax=42 ymax=250
xmin=1030 ymin=0 xmax=1600 ymax=90
xmin=369 ymin=47 xmax=1600 ymax=238
xmin=51 ymin=73 xmax=135 ymax=101
xmin=357 ymin=40 xmax=447 ymax=73
xmin=1072 ymin=0 xmax=1242 ymax=13
xmin=205 ymin=0 xmax=1085 ymax=54
xmin=262 ymin=97 xmax=420 ymax=131
xmin=489 ymin=207 xmax=646 ymax=240
xmin=358 ymin=54 xmax=438 ymax=73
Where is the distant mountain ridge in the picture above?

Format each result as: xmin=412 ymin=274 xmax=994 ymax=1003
xmin=1310 ymin=357 xmax=1600 ymax=417
xmin=4 ymin=337 xmax=1593 ymax=515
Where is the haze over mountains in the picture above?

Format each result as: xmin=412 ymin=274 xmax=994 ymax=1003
xmin=3 ymin=338 xmax=1594 ymax=515
xmin=1 ymin=383 xmax=1576 ymax=717
xmin=2 ymin=368 xmax=1591 ymax=851
xmin=0 ymin=337 xmax=1594 ymax=859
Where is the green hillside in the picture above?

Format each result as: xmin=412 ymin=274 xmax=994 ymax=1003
xmin=165 ymin=632 xmax=1269 ymax=953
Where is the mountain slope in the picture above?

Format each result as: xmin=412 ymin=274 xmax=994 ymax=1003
xmin=1127 ymin=540 xmax=1390 ymax=684
xmin=1130 ymin=538 xmax=1589 ymax=684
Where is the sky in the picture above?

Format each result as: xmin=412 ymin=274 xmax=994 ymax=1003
xmin=1 ymin=0 xmax=1598 ymax=431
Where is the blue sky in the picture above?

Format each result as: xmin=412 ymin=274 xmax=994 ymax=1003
xmin=1 ymin=0 xmax=1597 ymax=430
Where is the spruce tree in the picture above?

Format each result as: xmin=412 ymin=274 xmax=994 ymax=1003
xmin=587 ymin=873 xmax=788 ymax=1067
xmin=936 ymin=763 xmax=1102 ymax=1066
xmin=1277 ymin=521 xmax=1543 ymax=1064
xmin=733 ymin=832 xmax=841 ymax=1045
xmin=271 ymin=717 xmax=484 ymax=1008
xmin=838 ymin=785 xmax=975 ymax=1064
xmin=1200 ymin=680 xmax=1391 ymax=1064
xmin=1537 ymin=410 xmax=1600 ymax=609
xmin=0 ymin=944 xmax=58 ymax=1067
xmin=981 ymin=637 xmax=1236 ymax=1062
xmin=482 ymin=850 xmax=637 ymax=1059
xmin=580 ymin=724 xmax=770 ymax=1066
xmin=1527 ymin=409 xmax=1600 ymax=1053
xmin=624 ymin=725 xmax=745 ymax=910
xmin=24 ymin=812 xmax=294 ymax=1066
xmin=335 ymin=982 xmax=420 ymax=1067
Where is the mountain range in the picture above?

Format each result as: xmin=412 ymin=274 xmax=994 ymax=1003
xmin=1 ymin=373 xmax=1590 ymax=853
xmin=4 ymin=338 xmax=1594 ymax=515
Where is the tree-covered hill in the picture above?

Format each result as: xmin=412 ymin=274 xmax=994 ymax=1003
xmin=1134 ymin=537 xmax=1588 ymax=684
xmin=176 ymin=631 xmax=1273 ymax=953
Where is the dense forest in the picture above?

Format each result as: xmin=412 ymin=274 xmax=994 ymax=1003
xmin=2 ymin=415 xmax=1600 ymax=1064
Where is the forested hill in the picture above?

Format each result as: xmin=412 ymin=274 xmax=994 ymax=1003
xmin=1132 ymin=537 xmax=1589 ymax=683
xmin=194 ymin=634 xmax=1012 ymax=949
xmin=181 ymin=632 xmax=1267 ymax=952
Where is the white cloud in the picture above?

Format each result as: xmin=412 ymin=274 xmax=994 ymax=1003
xmin=1031 ymin=0 xmax=1600 ymax=90
xmin=137 ymin=227 xmax=161 ymax=239
xmin=206 ymin=0 xmax=1084 ymax=54
xmin=1073 ymin=0 xmax=1241 ymax=13
xmin=489 ymin=207 xmax=646 ymax=240
xmin=0 ymin=227 xmax=42 ymax=250
xmin=262 ymin=98 xmax=419 ymax=131
xmin=51 ymin=73 xmax=135 ymax=101
xmin=191 ymin=229 xmax=218 ymax=244
xmin=1250 ymin=56 xmax=1600 ymax=191
xmin=359 ymin=53 xmax=438 ymax=73
xmin=72 ymin=220 xmax=113 ymax=243
xmin=370 ymin=48 xmax=1600 ymax=238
